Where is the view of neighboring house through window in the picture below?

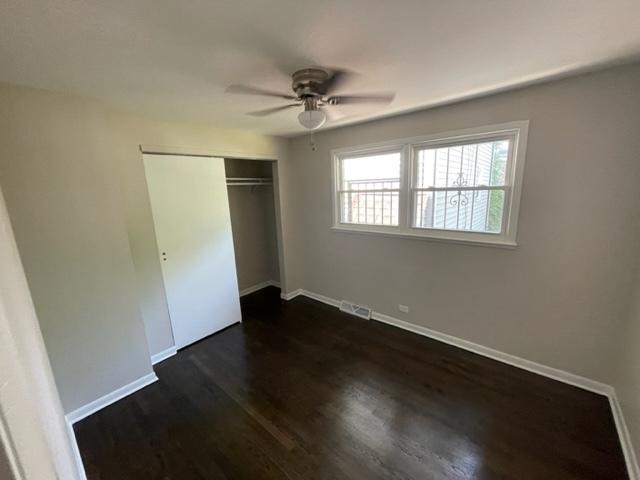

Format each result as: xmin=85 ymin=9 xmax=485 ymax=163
xmin=332 ymin=122 xmax=528 ymax=246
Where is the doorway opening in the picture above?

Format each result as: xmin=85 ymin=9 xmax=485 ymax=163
xmin=224 ymin=158 xmax=280 ymax=296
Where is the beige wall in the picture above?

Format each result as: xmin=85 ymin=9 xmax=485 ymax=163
xmin=0 ymin=83 xmax=297 ymax=414
xmin=288 ymin=64 xmax=640 ymax=384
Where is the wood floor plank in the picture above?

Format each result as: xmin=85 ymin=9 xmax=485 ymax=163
xmin=74 ymin=287 xmax=628 ymax=479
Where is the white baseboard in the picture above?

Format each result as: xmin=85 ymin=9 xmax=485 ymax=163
xmin=282 ymin=288 xmax=637 ymax=480
xmin=609 ymin=391 xmax=640 ymax=480
xmin=280 ymin=288 xmax=303 ymax=301
xmin=299 ymin=289 xmax=341 ymax=308
xmin=66 ymin=418 xmax=88 ymax=480
xmin=240 ymin=280 xmax=280 ymax=297
xmin=151 ymin=346 xmax=178 ymax=365
xmin=65 ymin=372 xmax=158 ymax=425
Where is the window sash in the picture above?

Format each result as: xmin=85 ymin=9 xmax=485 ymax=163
xmin=411 ymin=135 xmax=514 ymax=189
xmin=409 ymin=135 xmax=514 ymax=235
xmin=411 ymin=185 xmax=507 ymax=192
xmin=411 ymin=134 xmax=514 ymax=152
xmin=338 ymin=188 xmax=401 ymax=194
xmin=336 ymin=146 xmax=404 ymax=227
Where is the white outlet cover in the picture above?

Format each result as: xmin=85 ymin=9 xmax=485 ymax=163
xmin=399 ymin=305 xmax=409 ymax=313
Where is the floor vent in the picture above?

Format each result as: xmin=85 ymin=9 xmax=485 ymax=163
xmin=339 ymin=301 xmax=372 ymax=320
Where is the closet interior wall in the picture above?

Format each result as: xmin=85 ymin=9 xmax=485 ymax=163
xmin=224 ymin=159 xmax=280 ymax=293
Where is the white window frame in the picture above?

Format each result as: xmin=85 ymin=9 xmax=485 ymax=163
xmin=331 ymin=121 xmax=529 ymax=248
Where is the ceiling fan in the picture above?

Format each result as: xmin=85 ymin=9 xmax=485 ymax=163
xmin=226 ymin=68 xmax=395 ymax=130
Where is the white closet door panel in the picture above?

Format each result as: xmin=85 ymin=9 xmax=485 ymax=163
xmin=143 ymin=154 xmax=241 ymax=349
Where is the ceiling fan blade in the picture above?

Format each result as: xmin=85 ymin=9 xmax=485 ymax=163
xmin=319 ymin=68 xmax=355 ymax=95
xmin=327 ymin=93 xmax=395 ymax=105
xmin=247 ymin=103 xmax=301 ymax=116
xmin=226 ymin=84 xmax=297 ymax=100
xmin=323 ymin=105 xmax=346 ymax=122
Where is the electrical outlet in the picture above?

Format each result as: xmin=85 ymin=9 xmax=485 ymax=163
xmin=399 ymin=304 xmax=409 ymax=313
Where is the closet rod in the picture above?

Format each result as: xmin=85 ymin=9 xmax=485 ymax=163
xmin=226 ymin=177 xmax=273 ymax=186
xmin=227 ymin=183 xmax=273 ymax=186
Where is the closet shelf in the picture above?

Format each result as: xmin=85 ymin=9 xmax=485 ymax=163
xmin=226 ymin=177 xmax=273 ymax=186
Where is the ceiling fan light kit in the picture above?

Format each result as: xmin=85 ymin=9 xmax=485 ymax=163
xmin=226 ymin=67 xmax=395 ymax=130
xmin=298 ymin=109 xmax=326 ymax=130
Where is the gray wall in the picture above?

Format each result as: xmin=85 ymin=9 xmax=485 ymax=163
xmin=288 ymin=64 xmax=640 ymax=385
xmin=0 ymin=83 xmax=294 ymax=413
xmin=225 ymin=159 xmax=280 ymax=290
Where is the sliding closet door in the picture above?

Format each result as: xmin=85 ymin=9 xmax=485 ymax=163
xmin=143 ymin=154 xmax=241 ymax=349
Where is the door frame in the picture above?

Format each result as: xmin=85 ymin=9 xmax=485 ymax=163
xmin=0 ymin=187 xmax=84 ymax=480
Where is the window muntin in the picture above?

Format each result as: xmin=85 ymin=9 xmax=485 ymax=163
xmin=338 ymin=151 xmax=401 ymax=226
xmin=412 ymin=138 xmax=511 ymax=234
xmin=331 ymin=122 xmax=527 ymax=247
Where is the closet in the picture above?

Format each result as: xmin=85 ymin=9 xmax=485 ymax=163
xmin=225 ymin=159 xmax=280 ymax=295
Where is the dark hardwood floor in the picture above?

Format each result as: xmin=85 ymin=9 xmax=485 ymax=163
xmin=74 ymin=287 xmax=628 ymax=479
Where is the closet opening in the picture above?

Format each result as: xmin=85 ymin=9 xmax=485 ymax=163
xmin=224 ymin=158 xmax=281 ymax=297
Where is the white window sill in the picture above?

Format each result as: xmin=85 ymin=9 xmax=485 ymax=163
xmin=330 ymin=225 xmax=518 ymax=249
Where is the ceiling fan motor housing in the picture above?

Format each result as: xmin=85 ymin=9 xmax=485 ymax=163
xmin=292 ymin=68 xmax=329 ymax=98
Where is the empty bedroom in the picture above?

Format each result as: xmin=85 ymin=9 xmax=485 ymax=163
xmin=1 ymin=1 xmax=640 ymax=479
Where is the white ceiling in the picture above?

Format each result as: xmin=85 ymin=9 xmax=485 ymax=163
xmin=1 ymin=0 xmax=639 ymax=136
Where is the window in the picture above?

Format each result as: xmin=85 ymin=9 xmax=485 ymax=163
xmin=338 ymin=151 xmax=401 ymax=226
xmin=332 ymin=122 xmax=528 ymax=247
xmin=412 ymin=138 xmax=509 ymax=234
